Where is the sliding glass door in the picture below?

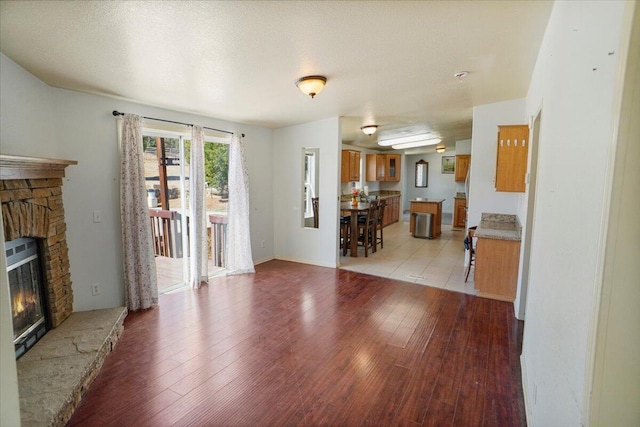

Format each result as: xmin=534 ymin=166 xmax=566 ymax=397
xmin=143 ymin=132 xmax=229 ymax=293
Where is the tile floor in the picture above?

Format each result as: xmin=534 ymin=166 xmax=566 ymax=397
xmin=339 ymin=220 xmax=477 ymax=296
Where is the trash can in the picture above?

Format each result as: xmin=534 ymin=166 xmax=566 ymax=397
xmin=413 ymin=212 xmax=433 ymax=239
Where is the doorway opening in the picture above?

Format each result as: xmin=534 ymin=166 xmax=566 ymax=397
xmin=517 ymin=110 xmax=542 ymax=318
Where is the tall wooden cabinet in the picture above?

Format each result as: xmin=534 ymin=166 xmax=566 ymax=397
xmin=495 ymin=125 xmax=529 ymax=192
xmin=382 ymin=195 xmax=400 ymax=227
xmin=454 ymin=155 xmax=470 ymax=182
xmin=341 ymin=150 xmax=360 ymax=183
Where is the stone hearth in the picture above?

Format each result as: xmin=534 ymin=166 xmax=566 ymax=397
xmin=1 ymin=155 xmax=127 ymax=426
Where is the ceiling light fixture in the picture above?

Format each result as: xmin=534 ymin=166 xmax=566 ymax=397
xmin=360 ymin=125 xmax=378 ymax=136
xmin=392 ymin=138 xmax=442 ymax=150
xmin=378 ymin=133 xmax=435 ymax=147
xmin=295 ymin=75 xmax=327 ymax=98
xmin=435 ymin=145 xmax=446 ymax=153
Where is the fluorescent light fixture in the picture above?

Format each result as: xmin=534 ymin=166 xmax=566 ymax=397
xmin=392 ymin=138 xmax=442 ymax=150
xmin=378 ymin=133 xmax=434 ymax=147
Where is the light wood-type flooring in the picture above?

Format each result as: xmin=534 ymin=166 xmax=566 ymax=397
xmin=340 ymin=221 xmax=476 ymax=296
xmin=67 ymin=259 xmax=525 ymax=426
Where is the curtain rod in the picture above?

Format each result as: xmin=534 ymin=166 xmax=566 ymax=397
xmin=112 ymin=111 xmax=244 ymax=138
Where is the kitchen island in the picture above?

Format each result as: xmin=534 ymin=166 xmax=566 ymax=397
xmin=409 ymin=199 xmax=444 ymax=237
xmin=473 ymin=213 xmax=522 ymax=302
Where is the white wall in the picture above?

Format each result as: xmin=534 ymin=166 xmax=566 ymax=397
xmin=273 ymin=118 xmax=340 ymax=268
xmin=404 ymin=152 xmax=457 ymax=213
xmin=590 ymin=4 xmax=640 ymax=424
xmin=520 ymin=2 xmax=631 ymax=426
xmin=0 ymin=54 xmax=275 ymax=312
xmin=467 ymin=99 xmax=526 ymax=227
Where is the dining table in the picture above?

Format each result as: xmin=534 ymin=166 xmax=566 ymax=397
xmin=340 ymin=201 xmax=371 ymax=257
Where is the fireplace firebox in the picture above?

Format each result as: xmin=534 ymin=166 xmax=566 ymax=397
xmin=6 ymin=237 xmax=49 ymax=359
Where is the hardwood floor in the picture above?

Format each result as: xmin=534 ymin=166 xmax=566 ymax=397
xmin=67 ymin=260 xmax=525 ymax=427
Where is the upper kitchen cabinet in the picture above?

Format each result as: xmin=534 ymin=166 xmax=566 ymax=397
xmin=385 ymin=154 xmax=401 ymax=181
xmin=366 ymin=154 xmax=401 ymax=182
xmin=495 ymin=125 xmax=529 ymax=192
xmin=341 ymin=149 xmax=360 ymax=183
xmin=366 ymin=154 xmax=386 ymax=181
xmin=454 ymin=155 xmax=471 ymax=182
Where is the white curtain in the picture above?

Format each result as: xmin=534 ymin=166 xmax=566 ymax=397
xmin=119 ymin=114 xmax=158 ymax=310
xmin=226 ymin=134 xmax=255 ymax=275
xmin=189 ymin=126 xmax=208 ymax=288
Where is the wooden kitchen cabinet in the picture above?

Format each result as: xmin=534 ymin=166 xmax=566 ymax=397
xmin=453 ymin=197 xmax=467 ymax=229
xmin=382 ymin=195 xmax=400 ymax=226
xmin=495 ymin=125 xmax=529 ymax=192
xmin=385 ymin=154 xmax=401 ymax=181
xmin=474 ymin=237 xmax=520 ymax=301
xmin=454 ymin=155 xmax=470 ymax=182
xmin=341 ymin=150 xmax=360 ymax=182
xmin=366 ymin=154 xmax=401 ymax=182
xmin=366 ymin=154 xmax=386 ymax=181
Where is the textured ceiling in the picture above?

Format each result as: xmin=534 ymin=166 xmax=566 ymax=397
xmin=0 ymin=1 xmax=553 ymax=152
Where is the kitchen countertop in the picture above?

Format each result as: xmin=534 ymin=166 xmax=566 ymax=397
xmin=475 ymin=213 xmax=521 ymax=241
xmin=340 ymin=190 xmax=400 ymax=202
xmin=410 ymin=199 xmax=444 ymax=203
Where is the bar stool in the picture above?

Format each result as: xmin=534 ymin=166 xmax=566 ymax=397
xmin=375 ymin=199 xmax=386 ymax=249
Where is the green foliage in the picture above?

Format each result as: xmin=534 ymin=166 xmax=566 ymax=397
xmin=143 ymin=136 xmax=156 ymax=152
xmin=184 ymin=141 xmax=229 ymax=193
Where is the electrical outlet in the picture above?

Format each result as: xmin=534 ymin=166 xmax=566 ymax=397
xmin=91 ymin=283 xmax=101 ymax=296
xmin=261 ymin=240 xmax=265 ymax=248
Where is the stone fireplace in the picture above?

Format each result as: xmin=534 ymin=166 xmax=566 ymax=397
xmin=1 ymin=154 xmax=77 ymax=354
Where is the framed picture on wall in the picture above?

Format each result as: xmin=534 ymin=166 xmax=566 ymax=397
xmin=441 ymin=156 xmax=455 ymax=174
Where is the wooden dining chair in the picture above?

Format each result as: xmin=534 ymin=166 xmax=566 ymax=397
xmin=375 ymin=199 xmax=386 ymax=249
xmin=464 ymin=226 xmax=477 ymax=282
xmin=339 ymin=214 xmax=350 ymax=256
xmin=357 ymin=200 xmax=378 ymax=257
xmin=312 ymin=197 xmax=319 ymax=228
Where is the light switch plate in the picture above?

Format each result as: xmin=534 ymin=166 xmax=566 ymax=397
xmin=93 ymin=210 xmax=102 ymax=223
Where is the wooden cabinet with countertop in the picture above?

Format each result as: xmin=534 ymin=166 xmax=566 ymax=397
xmin=473 ymin=213 xmax=521 ymax=302
xmin=453 ymin=197 xmax=467 ymax=229
xmin=341 ymin=150 xmax=360 ymax=183
xmin=409 ymin=200 xmax=443 ymax=237
xmin=382 ymin=195 xmax=400 ymax=226
xmin=495 ymin=125 xmax=528 ymax=192
xmin=454 ymin=155 xmax=470 ymax=182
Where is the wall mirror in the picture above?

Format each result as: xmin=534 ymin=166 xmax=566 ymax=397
xmin=302 ymin=148 xmax=320 ymax=228
xmin=415 ymin=160 xmax=428 ymax=187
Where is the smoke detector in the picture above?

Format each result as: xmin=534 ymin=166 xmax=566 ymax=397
xmin=454 ymin=71 xmax=469 ymax=80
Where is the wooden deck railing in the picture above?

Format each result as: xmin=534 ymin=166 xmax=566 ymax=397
xmin=149 ymin=209 xmax=227 ymax=268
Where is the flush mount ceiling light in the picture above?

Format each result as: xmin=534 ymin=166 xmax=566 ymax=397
xmin=295 ymin=75 xmax=327 ymax=98
xmin=435 ymin=145 xmax=446 ymax=153
xmin=360 ymin=125 xmax=378 ymax=136
xmin=378 ymin=133 xmax=435 ymax=147
xmin=392 ymin=138 xmax=442 ymax=150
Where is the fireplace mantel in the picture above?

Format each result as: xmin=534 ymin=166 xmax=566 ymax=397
xmin=0 ymin=154 xmax=78 ymax=180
